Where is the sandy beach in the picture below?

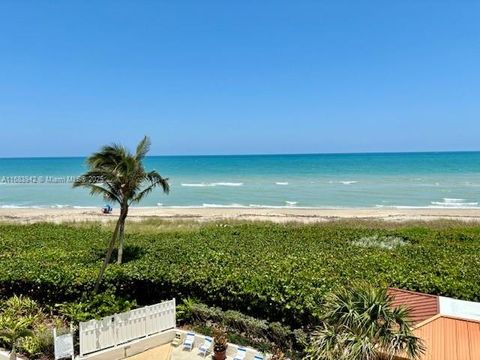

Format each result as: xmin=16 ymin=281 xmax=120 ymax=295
xmin=1 ymin=207 xmax=480 ymax=224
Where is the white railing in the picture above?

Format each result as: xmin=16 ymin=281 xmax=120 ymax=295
xmin=79 ymin=299 xmax=176 ymax=356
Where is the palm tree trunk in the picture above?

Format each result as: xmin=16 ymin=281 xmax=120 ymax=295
xmin=10 ymin=343 xmax=16 ymax=360
xmin=93 ymin=212 xmax=124 ymax=293
xmin=116 ymin=205 xmax=128 ymax=265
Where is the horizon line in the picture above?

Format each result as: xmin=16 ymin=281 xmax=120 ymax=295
xmin=1 ymin=149 xmax=480 ymax=160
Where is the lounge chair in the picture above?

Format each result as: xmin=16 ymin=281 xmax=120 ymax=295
xmin=233 ymin=348 xmax=247 ymax=360
xmin=198 ymin=336 xmax=213 ymax=357
xmin=183 ymin=332 xmax=195 ymax=351
xmin=254 ymin=356 xmax=264 ymax=360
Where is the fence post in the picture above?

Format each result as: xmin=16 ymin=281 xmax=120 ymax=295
xmin=70 ymin=324 xmax=74 ymax=360
xmin=173 ymin=298 xmax=176 ymax=328
xmin=144 ymin=306 xmax=148 ymax=337
xmin=79 ymin=322 xmax=84 ymax=357
xmin=113 ymin=314 xmax=117 ymax=347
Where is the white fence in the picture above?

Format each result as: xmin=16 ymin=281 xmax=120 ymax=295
xmin=79 ymin=299 xmax=176 ymax=356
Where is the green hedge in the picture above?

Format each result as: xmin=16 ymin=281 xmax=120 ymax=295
xmin=1 ymin=221 xmax=480 ymax=327
xmin=177 ymin=298 xmax=307 ymax=358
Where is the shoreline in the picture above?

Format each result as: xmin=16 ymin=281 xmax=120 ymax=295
xmin=1 ymin=207 xmax=480 ymax=224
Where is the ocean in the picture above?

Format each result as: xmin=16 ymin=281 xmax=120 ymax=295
xmin=0 ymin=152 xmax=479 ymax=209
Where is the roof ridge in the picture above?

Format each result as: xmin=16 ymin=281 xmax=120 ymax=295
xmin=437 ymin=314 xmax=480 ymax=325
xmin=388 ymin=287 xmax=439 ymax=299
xmin=413 ymin=314 xmax=442 ymax=329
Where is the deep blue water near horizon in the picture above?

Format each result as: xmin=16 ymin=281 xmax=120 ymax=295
xmin=1 ymin=152 xmax=480 ymax=209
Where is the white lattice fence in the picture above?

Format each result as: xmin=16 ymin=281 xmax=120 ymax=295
xmin=79 ymin=299 xmax=176 ymax=356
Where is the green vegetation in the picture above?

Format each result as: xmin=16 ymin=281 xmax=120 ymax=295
xmin=0 ymin=219 xmax=480 ymax=331
xmin=0 ymin=296 xmax=66 ymax=360
xmin=177 ymin=298 xmax=306 ymax=356
xmin=55 ymin=291 xmax=136 ymax=323
xmin=0 ymin=293 xmax=137 ymax=359
xmin=306 ymin=284 xmax=424 ymax=360
xmin=73 ymin=136 xmax=169 ymax=290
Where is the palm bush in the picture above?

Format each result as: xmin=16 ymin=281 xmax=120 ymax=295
xmin=0 ymin=317 xmax=33 ymax=360
xmin=73 ymin=136 xmax=169 ymax=291
xmin=307 ymin=285 xmax=424 ymax=360
xmin=0 ymin=296 xmax=53 ymax=360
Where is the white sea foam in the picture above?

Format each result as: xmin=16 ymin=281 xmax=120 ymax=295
xmin=181 ymin=182 xmax=243 ymax=187
xmin=285 ymin=201 xmax=297 ymax=206
xmin=215 ymin=182 xmax=243 ymax=186
xmin=181 ymin=183 xmax=209 ymax=187
xmin=248 ymin=203 xmax=314 ymax=209
xmin=0 ymin=205 xmax=36 ymax=209
xmin=50 ymin=204 xmax=72 ymax=209
xmin=1 ymin=204 xmax=101 ymax=209
xmin=430 ymin=198 xmax=478 ymax=208
xmin=275 ymin=182 xmax=289 ymax=185
xmin=202 ymin=203 xmax=247 ymax=208
xmin=329 ymin=180 xmax=358 ymax=185
xmin=376 ymin=198 xmax=480 ymax=209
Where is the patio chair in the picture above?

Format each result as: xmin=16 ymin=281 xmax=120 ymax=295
xmin=171 ymin=331 xmax=183 ymax=347
xmin=198 ymin=336 xmax=213 ymax=357
xmin=183 ymin=332 xmax=196 ymax=351
xmin=233 ymin=347 xmax=247 ymax=360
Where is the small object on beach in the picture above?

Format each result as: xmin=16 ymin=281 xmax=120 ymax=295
xmin=102 ymin=204 xmax=113 ymax=214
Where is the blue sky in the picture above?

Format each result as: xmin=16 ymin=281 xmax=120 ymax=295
xmin=0 ymin=1 xmax=479 ymax=157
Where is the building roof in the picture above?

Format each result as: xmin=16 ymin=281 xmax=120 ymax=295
xmin=439 ymin=296 xmax=480 ymax=321
xmin=388 ymin=288 xmax=439 ymax=325
xmin=413 ymin=315 xmax=480 ymax=360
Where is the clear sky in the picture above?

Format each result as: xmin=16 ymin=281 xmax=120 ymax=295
xmin=0 ymin=1 xmax=479 ymax=157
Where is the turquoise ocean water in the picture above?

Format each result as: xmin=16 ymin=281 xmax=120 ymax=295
xmin=1 ymin=152 xmax=480 ymax=209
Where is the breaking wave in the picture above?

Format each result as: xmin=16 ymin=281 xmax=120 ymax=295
xmin=376 ymin=198 xmax=479 ymax=209
xmin=329 ymin=180 xmax=358 ymax=185
xmin=181 ymin=182 xmax=244 ymax=187
xmin=430 ymin=198 xmax=478 ymax=208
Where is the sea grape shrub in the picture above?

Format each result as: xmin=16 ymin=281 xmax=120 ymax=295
xmin=0 ymin=222 xmax=480 ymax=328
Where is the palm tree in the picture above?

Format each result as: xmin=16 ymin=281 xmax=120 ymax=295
xmin=307 ymin=285 xmax=424 ymax=360
xmin=74 ymin=136 xmax=169 ymax=292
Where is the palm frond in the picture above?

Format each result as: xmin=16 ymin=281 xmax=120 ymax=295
xmin=135 ymin=136 xmax=151 ymax=160
xmin=74 ymin=138 xmax=168 ymax=206
xmin=308 ymin=285 xmax=423 ymax=360
xmin=87 ymin=143 xmax=129 ymax=169
xmin=130 ymin=171 xmax=169 ymax=204
xmin=88 ymin=184 xmax=121 ymax=203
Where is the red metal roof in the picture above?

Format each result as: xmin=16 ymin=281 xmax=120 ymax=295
xmin=413 ymin=315 xmax=480 ymax=360
xmin=388 ymin=288 xmax=439 ymax=325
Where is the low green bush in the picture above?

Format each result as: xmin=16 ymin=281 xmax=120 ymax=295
xmin=0 ymin=295 xmax=66 ymax=359
xmin=19 ymin=324 xmax=56 ymax=359
xmin=177 ymin=298 xmax=304 ymax=356
xmin=56 ymin=291 xmax=136 ymax=322
xmin=1 ymin=221 xmax=480 ymax=328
